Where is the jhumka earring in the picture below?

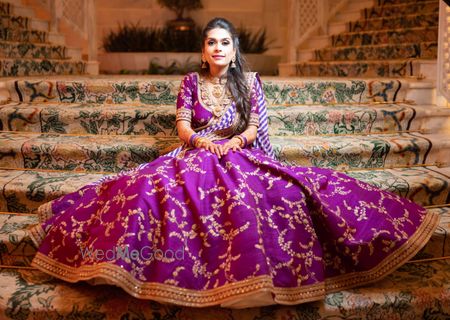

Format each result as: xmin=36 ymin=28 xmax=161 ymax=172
xmin=230 ymin=56 xmax=236 ymax=68
xmin=201 ymin=56 xmax=207 ymax=69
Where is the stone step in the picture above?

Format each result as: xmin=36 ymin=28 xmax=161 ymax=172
xmin=0 ymin=41 xmax=67 ymax=60
xmin=0 ymin=26 xmax=46 ymax=43
xmin=298 ymin=27 xmax=438 ymax=60
xmin=377 ymin=0 xmax=432 ymax=5
xmin=345 ymin=165 xmax=450 ymax=206
xmin=0 ymin=14 xmax=29 ymax=29
xmin=0 ymin=13 xmax=49 ymax=32
xmin=66 ymin=46 xmax=81 ymax=60
xmin=0 ymin=213 xmax=37 ymax=267
xmin=292 ymin=59 xmax=431 ymax=78
xmin=47 ymin=31 xmax=65 ymax=46
xmin=0 ymin=131 xmax=180 ymax=172
xmin=363 ymin=0 xmax=439 ymax=20
xmin=299 ymin=34 xmax=331 ymax=51
xmin=415 ymin=205 xmax=450 ymax=260
xmin=0 ymin=254 xmax=449 ymax=317
xmin=331 ymin=26 xmax=438 ymax=47
xmin=1 ymin=2 xmax=14 ymax=15
xmin=28 ymin=16 xmax=48 ymax=32
xmin=406 ymin=80 xmax=436 ymax=105
xmin=273 ymin=132 xmax=450 ymax=169
xmin=0 ymin=168 xmax=107 ymax=213
xmin=0 ymin=58 xmax=86 ymax=77
xmin=5 ymin=76 xmax=410 ymax=104
xmin=267 ymin=104 xmax=450 ymax=136
xmin=0 ymin=102 xmax=178 ymax=136
xmin=324 ymin=12 xmax=438 ymax=43
xmin=0 ymin=164 xmax=449 ymax=214
xmin=2 ymin=102 xmax=449 ymax=136
xmin=332 ymin=5 xmax=370 ymax=24
xmin=314 ymin=41 xmax=437 ymax=62
xmin=0 ymin=131 xmax=448 ymax=172
xmin=347 ymin=12 xmax=438 ymax=33
xmin=1 ymin=2 xmax=34 ymax=18
xmin=1 ymin=205 xmax=448 ymax=268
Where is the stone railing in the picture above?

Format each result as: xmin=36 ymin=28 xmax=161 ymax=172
xmin=437 ymin=0 xmax=450 ymax=106
xmin=286 ymin=0 xmax=348 ymax=63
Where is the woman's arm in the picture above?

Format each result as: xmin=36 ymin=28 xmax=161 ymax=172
xmin=176 ymin=74 xmax=224 ymax=158
xmin=222 ymin=124 xmax=257 ymax=154
xmin=176 ymin=119 xmax=196 ymax=145
xmin=177 ymin=119 xmax=225 ymax=158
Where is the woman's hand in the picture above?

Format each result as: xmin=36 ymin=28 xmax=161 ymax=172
xmin=195 ymin=137 xmax=224 ymax=158
xmin=222 ymin=137 xmax=242 ymax=155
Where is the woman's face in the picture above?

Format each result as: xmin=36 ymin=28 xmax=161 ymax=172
xmin=202 ymin=27 xmax=236 ymax=71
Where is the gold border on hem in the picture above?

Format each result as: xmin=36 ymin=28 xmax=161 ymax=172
xmin=29 ymin=211 xmax=440 ymax=307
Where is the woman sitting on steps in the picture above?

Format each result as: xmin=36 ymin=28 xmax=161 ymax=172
xmin=29 ymin=17 xmax=439 ymax=308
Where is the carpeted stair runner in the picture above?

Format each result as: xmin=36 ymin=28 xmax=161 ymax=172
xmin=377 ymin=0 xmax=431 ymax=5
xmin=1 ymin=58 xmax=85 ymax=77
xmin=0 ymin=164 xmax=448 ymax=214
xmin=288 ymin=0 xmax=440 ymax=77
xmin=331 ymin=27 xmax=438 ymax=47
xmin=0 ymin=0 xmax=85 ymax=76
xmin=2 ymin=205 xmax=448 ymax=266
xmin=1 ymin=101 xmax=449 ymax=136
xmin=0 ymin=74 xmax=449 ymax=318
xmin=0 ymin=14 xmax=30 ymax=29
xmin=345 ymin=166 xmax=450 ymax=206
xmin=363 ymin=1 xmax=438 ymax=19
xmin=1 ymin=209 xmax=450 ymax=318
xmin=6 ymin=77 xmax=409 ymax=104
xmin=348 ymin=12 xmax=438 ymax=32
xmin=1 ymin=131 xmax=446 ymax=172
xmin=0 ymin=254 xmax=449 ymax=318
xmin=315 ymin=42 xmax=437 ymax=61
xmin=295 ymin=58 xmax=429 ymax=78
xmin=0 ymin=168 xmax=107 ymax=214
xmin=0 ymin=42 xmax=68 ymax=60
xmin=0 ymin=27 xmax=46 ymax=43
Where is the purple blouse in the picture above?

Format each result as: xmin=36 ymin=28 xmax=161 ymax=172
xmin=175 ymin=72 xmax=260 ymax=130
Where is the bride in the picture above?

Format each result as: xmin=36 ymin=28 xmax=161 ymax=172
xmin=29 ymin=17 xmax=439 ymax=308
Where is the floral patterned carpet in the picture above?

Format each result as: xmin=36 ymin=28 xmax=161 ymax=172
xmin=0 ymin=75 xmax=449 ymax=319
xmin=0 ymin=258 xmax=449 ymax=319
xmin=0 ymin=1 xmax=85 ymax=76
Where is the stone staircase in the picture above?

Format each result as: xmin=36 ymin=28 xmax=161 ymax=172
xmin=0 ymin=75 xmax=449 ymax=318
xmin=0 ymin=0 xmax=449 ymax=318
xmin=280 ymin=0 xmax=440 ymax=78
xmin=0 ymin=0 xmax=85 ymax=76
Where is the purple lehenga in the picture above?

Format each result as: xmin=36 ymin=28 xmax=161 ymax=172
xmin=30 ymin=72 xmax=439 ymax=308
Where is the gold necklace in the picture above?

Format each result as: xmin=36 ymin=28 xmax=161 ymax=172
xmin=208 ymin=75 xmax=227 ymax=99
xmin=199 ymin=76 xmax=231 ymax=118
xmin=211 ymin=85 xmax=224 ymax=99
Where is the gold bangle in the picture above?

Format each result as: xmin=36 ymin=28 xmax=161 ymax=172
xmin=194 ymin=137 xmax=208 ymax=147
xmin=234 ymin=135 xmax=245 ymax=148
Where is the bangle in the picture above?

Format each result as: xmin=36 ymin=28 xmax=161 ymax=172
xmin=189 ymin=133 xmax=199 ymax=147
xmin=238 ymin=134 xmax=247 ymax=148
xmin=194 ymin=137 xmax=208 ymax=148
xmin=234 ymin=135 xmax=247 ymax=148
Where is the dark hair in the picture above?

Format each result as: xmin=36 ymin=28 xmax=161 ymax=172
xmin=201 ymin=17 xmax=250 ymax=134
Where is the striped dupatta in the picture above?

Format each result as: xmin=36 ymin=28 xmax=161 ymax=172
xmin=167 ymin=72 xmax=275 ymax=159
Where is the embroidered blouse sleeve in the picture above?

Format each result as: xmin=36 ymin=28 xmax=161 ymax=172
xmin=176 ymin=74 xmax=194 ymax=123
xmin=249 ymin=73 xmax=266 ymax=128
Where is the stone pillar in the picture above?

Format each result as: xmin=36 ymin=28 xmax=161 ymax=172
xmin=86 ymin=0 xmax=99 ymax=75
